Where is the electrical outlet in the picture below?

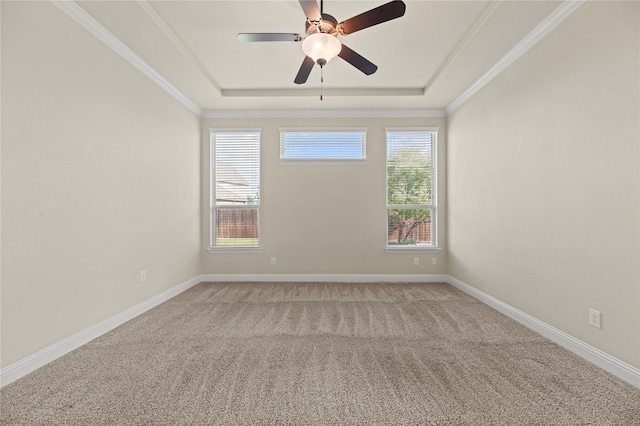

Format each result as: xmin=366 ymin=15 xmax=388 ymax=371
xmin=271 ymin=257 xmax=276 ymax=265
xmin=139 ymin=270 xmax=146 ymax=283
xmin=413 ymin=257 xmax=419 ymax=266
xmin=588 ymin=309 xmax=601 ymax=328
xmin=432 ymin=258 xmax=437 ymax=265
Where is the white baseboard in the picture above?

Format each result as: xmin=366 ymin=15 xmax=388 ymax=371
xmin=0 ymin=274 xmax=443 ymax=388
xmin=446 ymin=275 xmax=640 ymax=389
xmin=200 ymin=273 xmax=449 ymax=283
xmin=0 ymin=275 xmax=203 ymax=388
xmin=4 ymin=273 xmax=638 ymax=391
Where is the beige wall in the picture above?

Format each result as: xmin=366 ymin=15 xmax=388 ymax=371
xmin=1 ymin=2 xmax=201 ymax=367
xmin=3 ymin=0 xmax=637 ymax=376
xmin=447 ymin=1 xmax=639 ymax=367
xmin=201 ymin=116 xmax=447 ymax=275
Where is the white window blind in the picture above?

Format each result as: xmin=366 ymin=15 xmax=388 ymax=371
xmin=210 ymin=130 xmax=260 ymax=249
xmin=280 ymin=129 xmax=366 ymax=161
xmin=386 ymin=129 xmax=437 ymax=248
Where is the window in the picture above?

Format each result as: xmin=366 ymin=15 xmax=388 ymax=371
xmin=280 ymin=128 xmax=366 ymax=163
xmin=209 ymin=129 xmax=260 ymax=250
xmin=386 ymin=128 xmax=437 ymax=249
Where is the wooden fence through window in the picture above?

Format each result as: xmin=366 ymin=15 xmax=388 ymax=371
xmin=387 ymin=220 xmax=432 ymax=244
xmin=216 ymin=210 xmax=430 ymax=243
xmin=216 ymin=209 xmax=258 ymax=238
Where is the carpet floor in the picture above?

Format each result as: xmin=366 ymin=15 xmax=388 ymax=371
xmin=1 ymin=281 xmax=639 ymax=425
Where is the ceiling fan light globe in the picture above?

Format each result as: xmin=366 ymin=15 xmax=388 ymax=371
xmin=302 ymin=33 xmax=341 ymax=65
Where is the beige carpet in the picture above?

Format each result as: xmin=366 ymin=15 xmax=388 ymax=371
xmin=1 ymin=281 xmax=639 ymax=425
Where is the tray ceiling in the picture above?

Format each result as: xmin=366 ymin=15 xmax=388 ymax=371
xmin=67 ymin=1 xmax=570 ymax=113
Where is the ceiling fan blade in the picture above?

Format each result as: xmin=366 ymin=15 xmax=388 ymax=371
xmin=338 ymin=44 xmax=378 ymax=75
xmin=294 ymin=56 xmax=315 ymax=84
xmin=238 ymin=33 xmax=302 ymax=42
xmin=337 ymin=0 xmax=406 ymax=36
xmin=299 ymin=0 xmax=321 ymax=23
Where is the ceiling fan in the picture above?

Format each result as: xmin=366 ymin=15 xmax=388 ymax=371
xmin=237 ymin=0 xmax=407 ymax=85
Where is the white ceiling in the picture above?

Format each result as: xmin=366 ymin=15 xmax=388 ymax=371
xmin=71 ymin=0 xmax=566 ymax=113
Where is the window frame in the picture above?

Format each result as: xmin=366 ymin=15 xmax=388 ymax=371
xmin=385 ymin=127 xmax=439 ymax=252
xmin=208 ymin=128 xmax=261 ymax=253
xmin=278 ymin=128 xmax=367 ymax=165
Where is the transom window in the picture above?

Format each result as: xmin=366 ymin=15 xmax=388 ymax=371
xmin=209 ymin=129 xmax=260 ymax=250
xmin=279 ymin=128 xmax=366 ymax=162
xmin=386 ymin=128 xmax=437 ymax=249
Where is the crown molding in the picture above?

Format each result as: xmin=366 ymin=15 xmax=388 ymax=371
xmin=51 ymin=0 xmax=203 ymax=117
xmin=220 ymin=88 xmax=424 ymax=98
xmin=136 ymin=0 xmax=221 ymax=95
xmin=423 ymin=0 xmax=502 ymax=96
xmin=445 ymin=0 xmax=585 ymax=114
xmin=201 ymin=109 xmax=446 ymax=119
xmin=51 ymin=0 xmax=585 ymax=119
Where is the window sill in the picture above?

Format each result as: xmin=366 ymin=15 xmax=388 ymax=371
xmin=207 ymin=246 xmax=262 ymax=254
xmin=385 ymin=246 xmax=441 ymax=253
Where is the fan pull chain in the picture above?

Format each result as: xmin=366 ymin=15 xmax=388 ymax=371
xmin=320 ymin=65 xmax=324 ymax=101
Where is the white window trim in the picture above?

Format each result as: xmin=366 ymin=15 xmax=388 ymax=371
xmin=278 ymin=127 xmax=367 ymax=165
xmin=385 ymin=127 xmax=439 ymax=251
xmin=384 ymin=246 xmax=442 ymax=253
xmin=278 ymin=159 xmax=368 ymax=166
xmin=207 ymin=246 xmax=262 ymax=254
xmin=208 ymin=128 xmax=261 ymax=252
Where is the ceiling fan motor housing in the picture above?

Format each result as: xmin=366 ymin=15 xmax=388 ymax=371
xmin=305 ymin=13 xmax=338 ymax=36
